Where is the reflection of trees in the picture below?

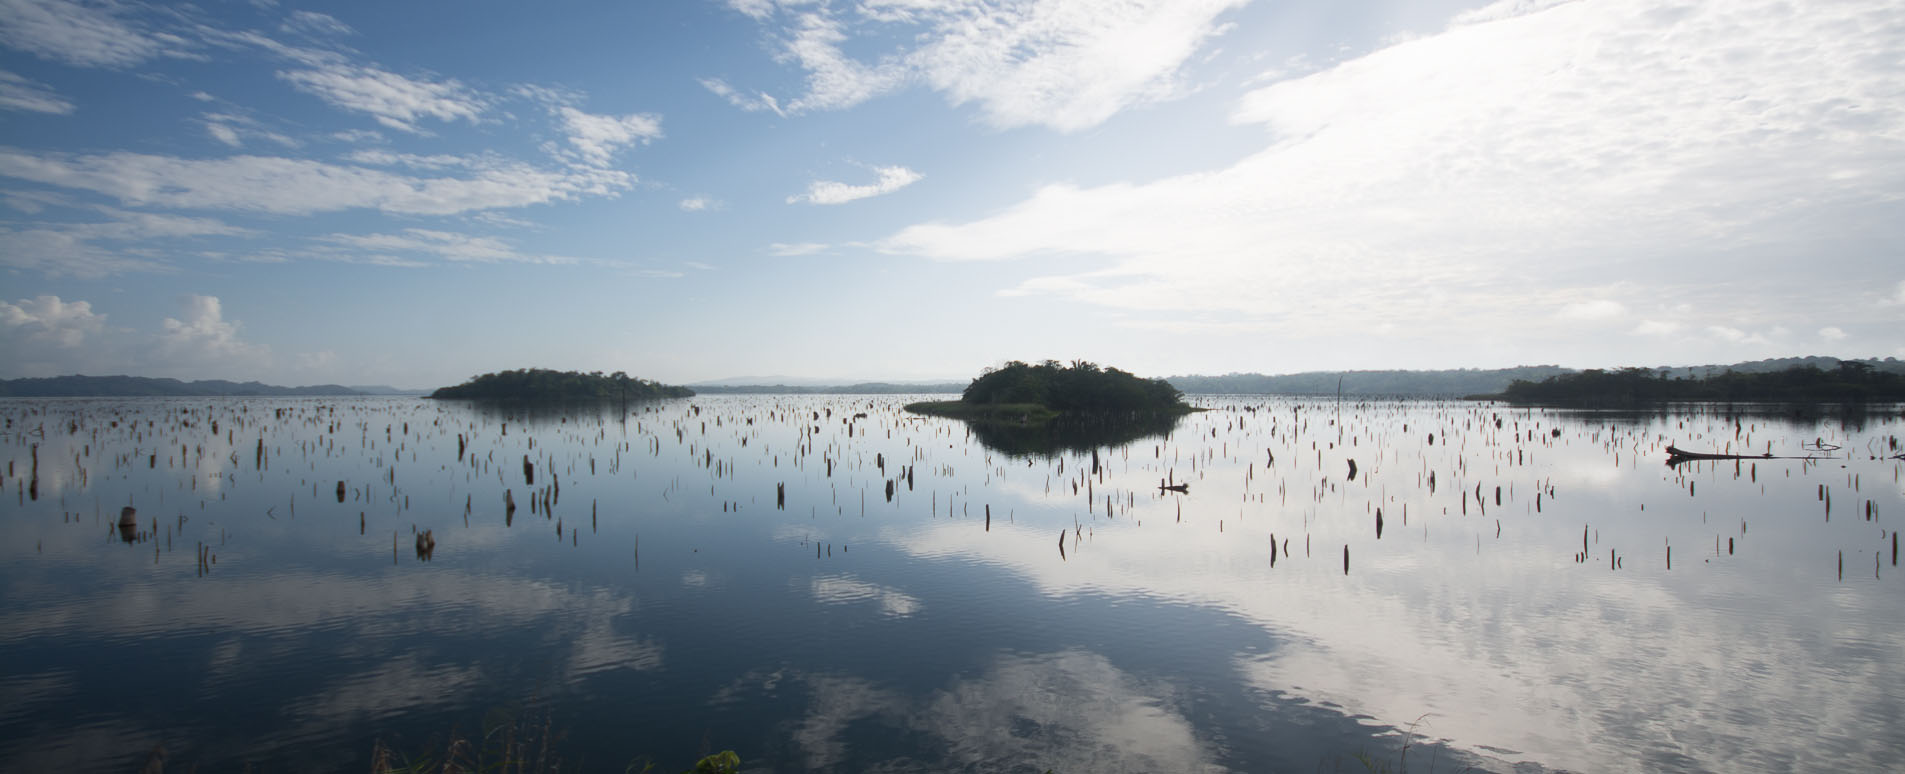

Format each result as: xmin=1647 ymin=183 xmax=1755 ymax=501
xmin=464 ymin=398 xmax=678 ymax=427
xmin=1554 ymin=401 xmax=1888 ymax=433
xmin=965 ymin=412 xmax=1184 ymax=458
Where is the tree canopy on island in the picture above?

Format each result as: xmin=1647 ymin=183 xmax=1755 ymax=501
xmin=429 ymin=369 xmax=693 ymax=401
xmin=961 ymin=360 xmax=1188 ymax=413
xmin=1498 ymin=363 xmax=1905 ymax=406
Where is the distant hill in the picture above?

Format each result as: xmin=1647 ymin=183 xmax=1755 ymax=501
xmin=1500 ymin=362 xmax=1905 ymax=406
xmin=1652 ymin=356 xmax=1905 ymax=378
xmin=429 ymin=368 xmax=693 ymax=401
xmin=690 ymin=382 xmax=964 ymax=395
xmin=1167 ymin=367 xmax=1576 ymax=397
xmin=1166 ymin=358 xmax=1905 ymax=397
xmin=0 ymin=375 xmax=365 ymax=397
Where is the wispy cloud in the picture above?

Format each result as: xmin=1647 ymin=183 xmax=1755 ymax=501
xmin=712 ymin=0 xmax=1246 ymax=130
xmin=280 ymin=10 xmax=354 ymax=38
xmin=0 ymin=0 xmax=193 ymax=68
xmin=0 ymin=69 xmax=72 ymax=114
xmin=787 ymin=165 xmax=922 ymax=205
xmin=321 ymin=228 xmax=574 ymax=265
xmin=0 ymin=147 xmax=633 ymax=216
xmin=0 ymin=206 xmax=244 ymax=277
xmin=878 ymin=0 xmax=1905 ymax=359
xmin=278 ymin=63 xmax=485 ymax=133
xmin=678 ymin=196 xmax=716 ymax=212
xmin=698 ymin=77 xmax=783 ymax=115
xmin=199 ymin=112 xmax=299 ymax=149
xmin=768 ymin=242 xmax=828 ymax=256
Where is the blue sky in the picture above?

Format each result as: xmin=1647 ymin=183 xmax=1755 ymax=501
xmin=1 ymin=0 xmax=1901 ymax=388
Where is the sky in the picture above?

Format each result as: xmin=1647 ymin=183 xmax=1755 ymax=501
xmin=0 ymin=0 xmax=1901 ymax=388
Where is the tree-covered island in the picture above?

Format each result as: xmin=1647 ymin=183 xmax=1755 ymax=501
xmin=905 ymin=360 xmax=1197 ymax=423
xmin=1490 ymin=362 xmax=1905 ymax=406
xmin=429 ymin=368 xmax=694 ymax=401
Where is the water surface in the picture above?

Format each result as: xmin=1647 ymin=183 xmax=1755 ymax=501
xmin=1 ymin=395 xmax=1900 ymax=772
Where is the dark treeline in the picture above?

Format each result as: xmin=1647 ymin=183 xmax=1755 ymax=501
xmin=963 ymin=360 xmax=1188 ymax=413
xmin=691 ymin=382 xmax=963 ymax=395
xmin=429 ymin=369 xmax=693 ymax=401
xmin=0 ymin=375 xmax=364 ymax=397
xmin=1498 ymin=363 xmax=1905 ymax=406
xmin=1167 ymin=366 xmax=1574 ymax=396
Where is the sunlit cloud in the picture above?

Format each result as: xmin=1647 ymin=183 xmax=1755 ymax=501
xmin=715 ymin=0 xmax=1247 ymax=131
xmin=768 ymin=242 xmax=828 ymax=256
xmin=554 ymin=106 xmax=662 ymax=167
xmin=0 ymin=295 xmax=103 ymax=348
xmin=878 ymin=0 xmax=1905 ymax=361
xmin=788 ymin=165 xmax=922 ymax=205
xmin=0 ymin=147 xmax=633 ymax=216
xmin=278 ymin=63 xmax=485 ymax=133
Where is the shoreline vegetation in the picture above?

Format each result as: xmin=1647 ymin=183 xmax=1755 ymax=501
xmin=906 ymin=360 xmax=1198 ymax=425
xmin=428 ymin=369 xmax=694 ymax=402
xmin=1485 ymin=362 xmax=1905 ymax=406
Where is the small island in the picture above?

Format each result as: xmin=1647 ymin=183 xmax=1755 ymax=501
xmin=429 ymin=368 xmax=694 ymax=401
xmin=906 ymin=360 xmax=1196 ymax=422
xmin=1490 ymin=362 xmax=1905 ymax=406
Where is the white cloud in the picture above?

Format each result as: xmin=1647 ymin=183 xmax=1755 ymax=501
xmin=0 ymin=295 xmax=103 ymax=347
xmin=278 ymin=63 xmax=484 ymax=133
xmin=908 ymin=0 xmax=1247 ymax=130
xmin=1888 ymin=280 xmax=1905 ymax=306
xmin=281 ymin=10 xmax=354 ymax=38
xmin=678 ymin=196 xmax=714 ymax=211
xmin=159 ymin=294 xmax=269 ymax=366
xmin=769 ymin=242 xmax=828 ymax=256
xmin=1630 ymin=320 xmax=1680 ymax=337
xmin=320 ymin=228 xmax=573 ymax=265
xmin=877 ymin=0 xmax=1905 ymax=352
xmin=0 ymin=207 xmax=243 ymax=276
xmin=0 ymin=0 xmax=188 ymax=68
xmin=698 ymin=77 xmax=784 ymax=115
xmin=1555 ymin=299 xmax=1626 ymax=322
xmin=199 ymin=112 xmax=300 ymax=149
xmin=0 ymin=147 xmax=633 ymax=216
xmin=0 ymin=69 xmax=72 ymax=114
xmin=1705 ymin=325 xmax=1769 ymax=345
xmin=779 ymin=10 xmax=909 ymax=112
xmin=715 ymin=0 xmax=1246 ymax=130
xmin=205 ymin=122 xmax=240 ymax=146
xmin=555 ymin=106 xmax=661 ymax=166
xmin=788 ymin=165 xmax=922 ymax=205
xmin=1817 ymin=326 xmax=1846 ymax=342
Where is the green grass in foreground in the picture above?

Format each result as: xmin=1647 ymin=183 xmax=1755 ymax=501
xmin=903 ymin=401 xmax=1061 ymax=423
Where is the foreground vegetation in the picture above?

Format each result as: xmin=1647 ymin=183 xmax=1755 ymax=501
xmin=1494 ymin=362 xmax=1905 ymax=406
xmin=430 ymin=369 xmax=693 ymax=401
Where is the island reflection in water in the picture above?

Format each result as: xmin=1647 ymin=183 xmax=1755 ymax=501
xmin=0 ymin=395 xmax=1900 ymax=772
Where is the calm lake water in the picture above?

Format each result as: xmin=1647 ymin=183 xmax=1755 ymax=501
xmin=2 ymin=395 xmax=1901 ymax=773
